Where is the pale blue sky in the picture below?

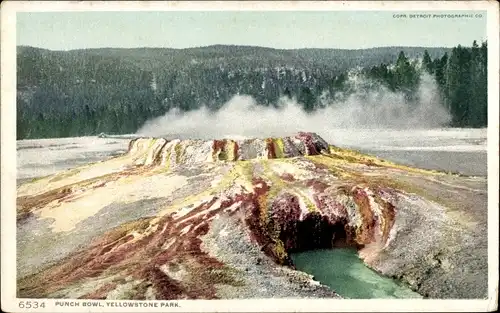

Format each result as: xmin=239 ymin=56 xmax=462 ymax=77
xmin=17 ymin=11 xmax=487 ymax=50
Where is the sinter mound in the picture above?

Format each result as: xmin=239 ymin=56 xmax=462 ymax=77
xmin=17 ymin=132 xmax=487 ymax=299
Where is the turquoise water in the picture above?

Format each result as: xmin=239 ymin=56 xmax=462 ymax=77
xmin=290 ymin=248 xmax=422 ymax=299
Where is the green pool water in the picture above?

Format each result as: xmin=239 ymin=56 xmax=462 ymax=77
xmin=290 ymin=248 xmax=422 ymax=299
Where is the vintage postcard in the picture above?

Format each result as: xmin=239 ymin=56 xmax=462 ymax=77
xmin=1 ymin=1 xmax=499 ymax=312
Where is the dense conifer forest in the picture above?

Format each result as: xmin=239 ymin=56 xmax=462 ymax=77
xmin=16 ymin=42 xmax=487 ymax=139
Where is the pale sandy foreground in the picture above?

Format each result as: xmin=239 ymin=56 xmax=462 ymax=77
xmin=16 ymin=133 xmax=487 ymax=299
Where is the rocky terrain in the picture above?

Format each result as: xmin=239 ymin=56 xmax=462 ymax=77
xmin=16 ymin=132 xmax=488 ymax=299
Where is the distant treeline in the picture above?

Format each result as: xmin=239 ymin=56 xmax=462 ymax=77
xmin=16 ymin=43 xmax=486 ymax=139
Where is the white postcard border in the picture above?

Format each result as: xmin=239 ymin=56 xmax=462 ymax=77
xmin=1 ymin=1 xmax=498 ymax=312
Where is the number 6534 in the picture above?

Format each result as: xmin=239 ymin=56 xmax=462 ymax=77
xmin=19 ymin=301 xmax=46 ymax=309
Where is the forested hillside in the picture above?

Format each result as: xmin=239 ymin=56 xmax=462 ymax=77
xmin=16 ymin=43 xmax=486 ymax=139
xmin=365 ymin=41 xmax=488 ymax=128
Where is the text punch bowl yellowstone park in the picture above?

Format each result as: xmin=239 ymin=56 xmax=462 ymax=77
xmin=17 ymin=132 xmax=487 ymax=300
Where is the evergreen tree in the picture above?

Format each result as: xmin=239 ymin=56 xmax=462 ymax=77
xmin=394 ymin=51 xmax=420 ymax=96
xmin=422 ymin=50 xmax=434 ymax=74
xmin=439 ymin=41 xmax=487 ymax=127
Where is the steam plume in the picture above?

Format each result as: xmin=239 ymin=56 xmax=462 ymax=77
xmin=137 ymin=72 xmax=452 ymax=144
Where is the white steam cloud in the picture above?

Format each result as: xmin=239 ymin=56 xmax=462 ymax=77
xmin=137 ymin=72 xmax=452 ymax=144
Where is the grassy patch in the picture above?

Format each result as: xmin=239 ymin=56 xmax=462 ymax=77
xmin=103 ymin=217 xmax=153 ymax=244
xmin=353 ymin=173 xmax=459 ymax=211
xmin=174 ymin=142 xmax=185 ymax=164
xmin=328 ymin=145 xmax=445 ymax=176
xmin=199 ymin=266 xmax=245 ymax=287
xmin=273 ymin=239 xmax=288 ymax=264
xmin=260 ymin=160 xmax=286 ymax=200
xmin=29 ymin=175 xmax=51 ymax=183
xmin=299 ymin=191 xmax=318 ymax=213
xmin=224 ymin=140 xmax=237 ymax=161
xmin=235 ymin=161 xmax=254 ymax=181
xmin=48 ymin=168 xmax=82 ymax=183
xmin=258 ymin=193 xmax=268 ymax=227
xmin=274 ymin=138 xmax=285 ymax=159
xmin=310 ymin=150 xmax=462 ymax=212
xmin=164 ymin=149 xmax=172 ymax=171
xmin=306 ymin=155 xmax=355 ymax=179
xmin=218 ymin=150 xmax=228 ymax=161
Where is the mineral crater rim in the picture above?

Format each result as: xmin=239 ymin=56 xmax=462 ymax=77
xmin=16 ymin=132 xmax=487 ymax=300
